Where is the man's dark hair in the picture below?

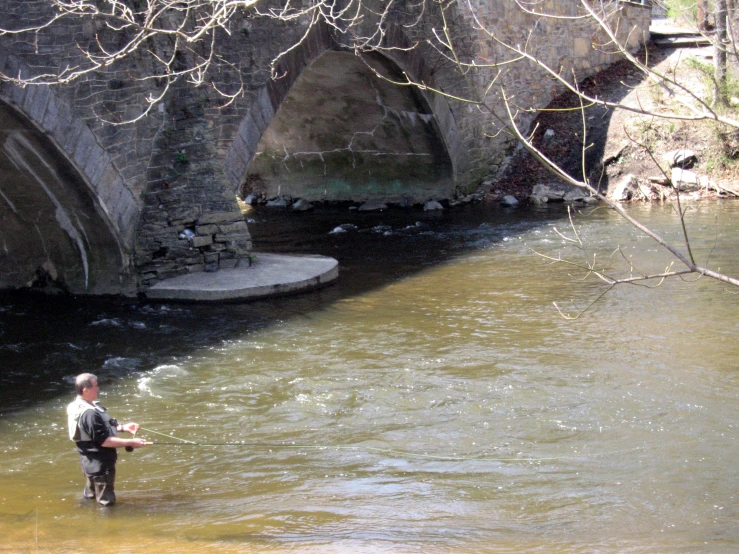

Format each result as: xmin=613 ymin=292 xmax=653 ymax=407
xmin=75 ymin=373 xmax=97 ymax=395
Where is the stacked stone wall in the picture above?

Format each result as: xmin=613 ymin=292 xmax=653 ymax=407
xmin=346 ymin=0 xmax=651 ymax=189
xmin=402 ymin=0 xmax=652 ymax=187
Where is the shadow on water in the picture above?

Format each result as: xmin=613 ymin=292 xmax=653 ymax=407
xmin=0 ymin=48 xmax=675 ymax=415
xmin=0 ymin=201 xmax=573 ymax=414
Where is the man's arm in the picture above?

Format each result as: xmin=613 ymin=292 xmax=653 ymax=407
xmin=80 ymin=411 xmax=149 ymax=450
xmin=101 ymin=436 xmax=149 ymax=449
xmin=106 ymin=420 xmax=148 ymax=449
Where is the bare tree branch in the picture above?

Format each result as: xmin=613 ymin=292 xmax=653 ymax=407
xmin=2 ymin=0 xmax=737 ymax=307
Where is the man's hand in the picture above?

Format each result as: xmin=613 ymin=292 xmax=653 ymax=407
xmin=120 ymin=422 xmax=140 ymax=435
xmin=128 ymin=438 xmax=150 ymax=449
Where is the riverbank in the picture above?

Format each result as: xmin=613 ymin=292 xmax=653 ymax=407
xmin=488 ymin=35 xmax=739 ymax=204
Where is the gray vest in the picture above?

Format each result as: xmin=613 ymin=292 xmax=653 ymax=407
xmin=66 ymin=397 xmax=115 ymax=441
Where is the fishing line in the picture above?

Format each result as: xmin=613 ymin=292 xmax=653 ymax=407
xmin=138 ymin=426 xmax=705 ymax=463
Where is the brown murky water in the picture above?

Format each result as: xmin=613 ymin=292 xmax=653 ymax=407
xmin=0 ymin=201 xmax=737 ymax=552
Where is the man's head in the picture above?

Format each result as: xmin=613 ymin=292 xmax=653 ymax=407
xmin=75 ymin=373 xmax=99 ymax=401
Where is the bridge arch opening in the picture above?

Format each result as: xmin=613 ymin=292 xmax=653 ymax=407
xmin=239 ymin=50 xmax=455 ymax=204
xmin=0 ymin=102 xmax=129 ymax=295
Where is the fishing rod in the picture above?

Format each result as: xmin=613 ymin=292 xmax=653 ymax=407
xmin=132 ymin=426 xmax=705 ymax=463
xmin=139 ymin=426 xmax=513 ymax=461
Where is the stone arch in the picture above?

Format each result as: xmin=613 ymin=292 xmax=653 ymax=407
xmin=0 ymin=52 xmax=138 ymax=249
xmin=0 ymin=52 xmax=136 ymax=294
xmin=375 ymin=23 xmax=468 ymax=183
xmin=224 ymin=24 xmax=465 ymax=202
xmin=224 ymin=23 xmax=333 ymax=192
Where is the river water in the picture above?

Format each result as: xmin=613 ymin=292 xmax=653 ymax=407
xmin=0 ymin=200 xmax=737 ymax=553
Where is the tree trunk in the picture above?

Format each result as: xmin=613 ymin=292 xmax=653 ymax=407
xmin=715 ymin=0 xmax=728 ymax=105
xmin=698 ymin=0 xmax=708 ymax=31
xmin=728 ymin=0 xmax=738 ymax=69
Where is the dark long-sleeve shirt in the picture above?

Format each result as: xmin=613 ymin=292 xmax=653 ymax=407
xmin=75 ymin=409 xmax=117 ymax=475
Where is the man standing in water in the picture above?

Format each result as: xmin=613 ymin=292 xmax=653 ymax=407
xmin=67 ymin=373 xmax=149 ymax=506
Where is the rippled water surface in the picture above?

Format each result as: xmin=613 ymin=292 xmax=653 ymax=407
xmin=0 ymin=201 xmax=737 ymax=553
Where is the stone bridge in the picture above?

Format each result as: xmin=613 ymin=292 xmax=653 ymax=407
xmin=0 ymin=0 xmax=650 ymax=296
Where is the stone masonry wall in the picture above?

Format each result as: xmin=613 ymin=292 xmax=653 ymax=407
xmin=387 ymin=0 xmax=652 ymax=187
xmin=0 ymin=0 xmax=651 ymax=293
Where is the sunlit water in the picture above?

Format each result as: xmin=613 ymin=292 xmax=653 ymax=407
xmin=0 ymin=200 xmax=737 ymax=553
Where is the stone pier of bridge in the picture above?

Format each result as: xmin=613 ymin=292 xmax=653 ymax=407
xmin=0 ymin=0 xmax=651 ymax=298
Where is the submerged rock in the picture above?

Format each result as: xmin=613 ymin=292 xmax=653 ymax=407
xmin=329 ymin=223 xmax=358 ymax=234
xmin=563 ymin=189 xmax=588 ymax=203
xmin=531 ymin=184 xmax=566 ymax=201
xmin=423 ymin=200 xmax=444 ymax=211
xmin=392 ymin=197 xmax=414 ymax=208
xmin=266 ymin=196 xmax=290 ymax=208
xmin=671 ymin=168 xmax=701 ymax=191
xmin=358 ymin=200 xmax=387 ymax=212
xmin=372 ymin=224 xmax=392 ymax=234
xmin=292 ymin=198 xmax=314 ymax=211
xmin=611 ymin=174 xmax=638 ymax=201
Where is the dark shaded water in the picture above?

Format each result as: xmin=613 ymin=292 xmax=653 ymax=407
xmin=0 ymin=200 xmax=737 ymax=552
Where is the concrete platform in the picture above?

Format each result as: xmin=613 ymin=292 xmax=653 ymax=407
xmin=650 ymin=20 xmax=711 ymax=47
xmin=143 ymin=253 xmax=338 ymax=302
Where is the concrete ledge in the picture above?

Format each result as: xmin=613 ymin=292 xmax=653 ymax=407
xmin=649 ymin=21 xmax=711 ymax=46
xmin=143 ymin=253 xmax=338 ymax=302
